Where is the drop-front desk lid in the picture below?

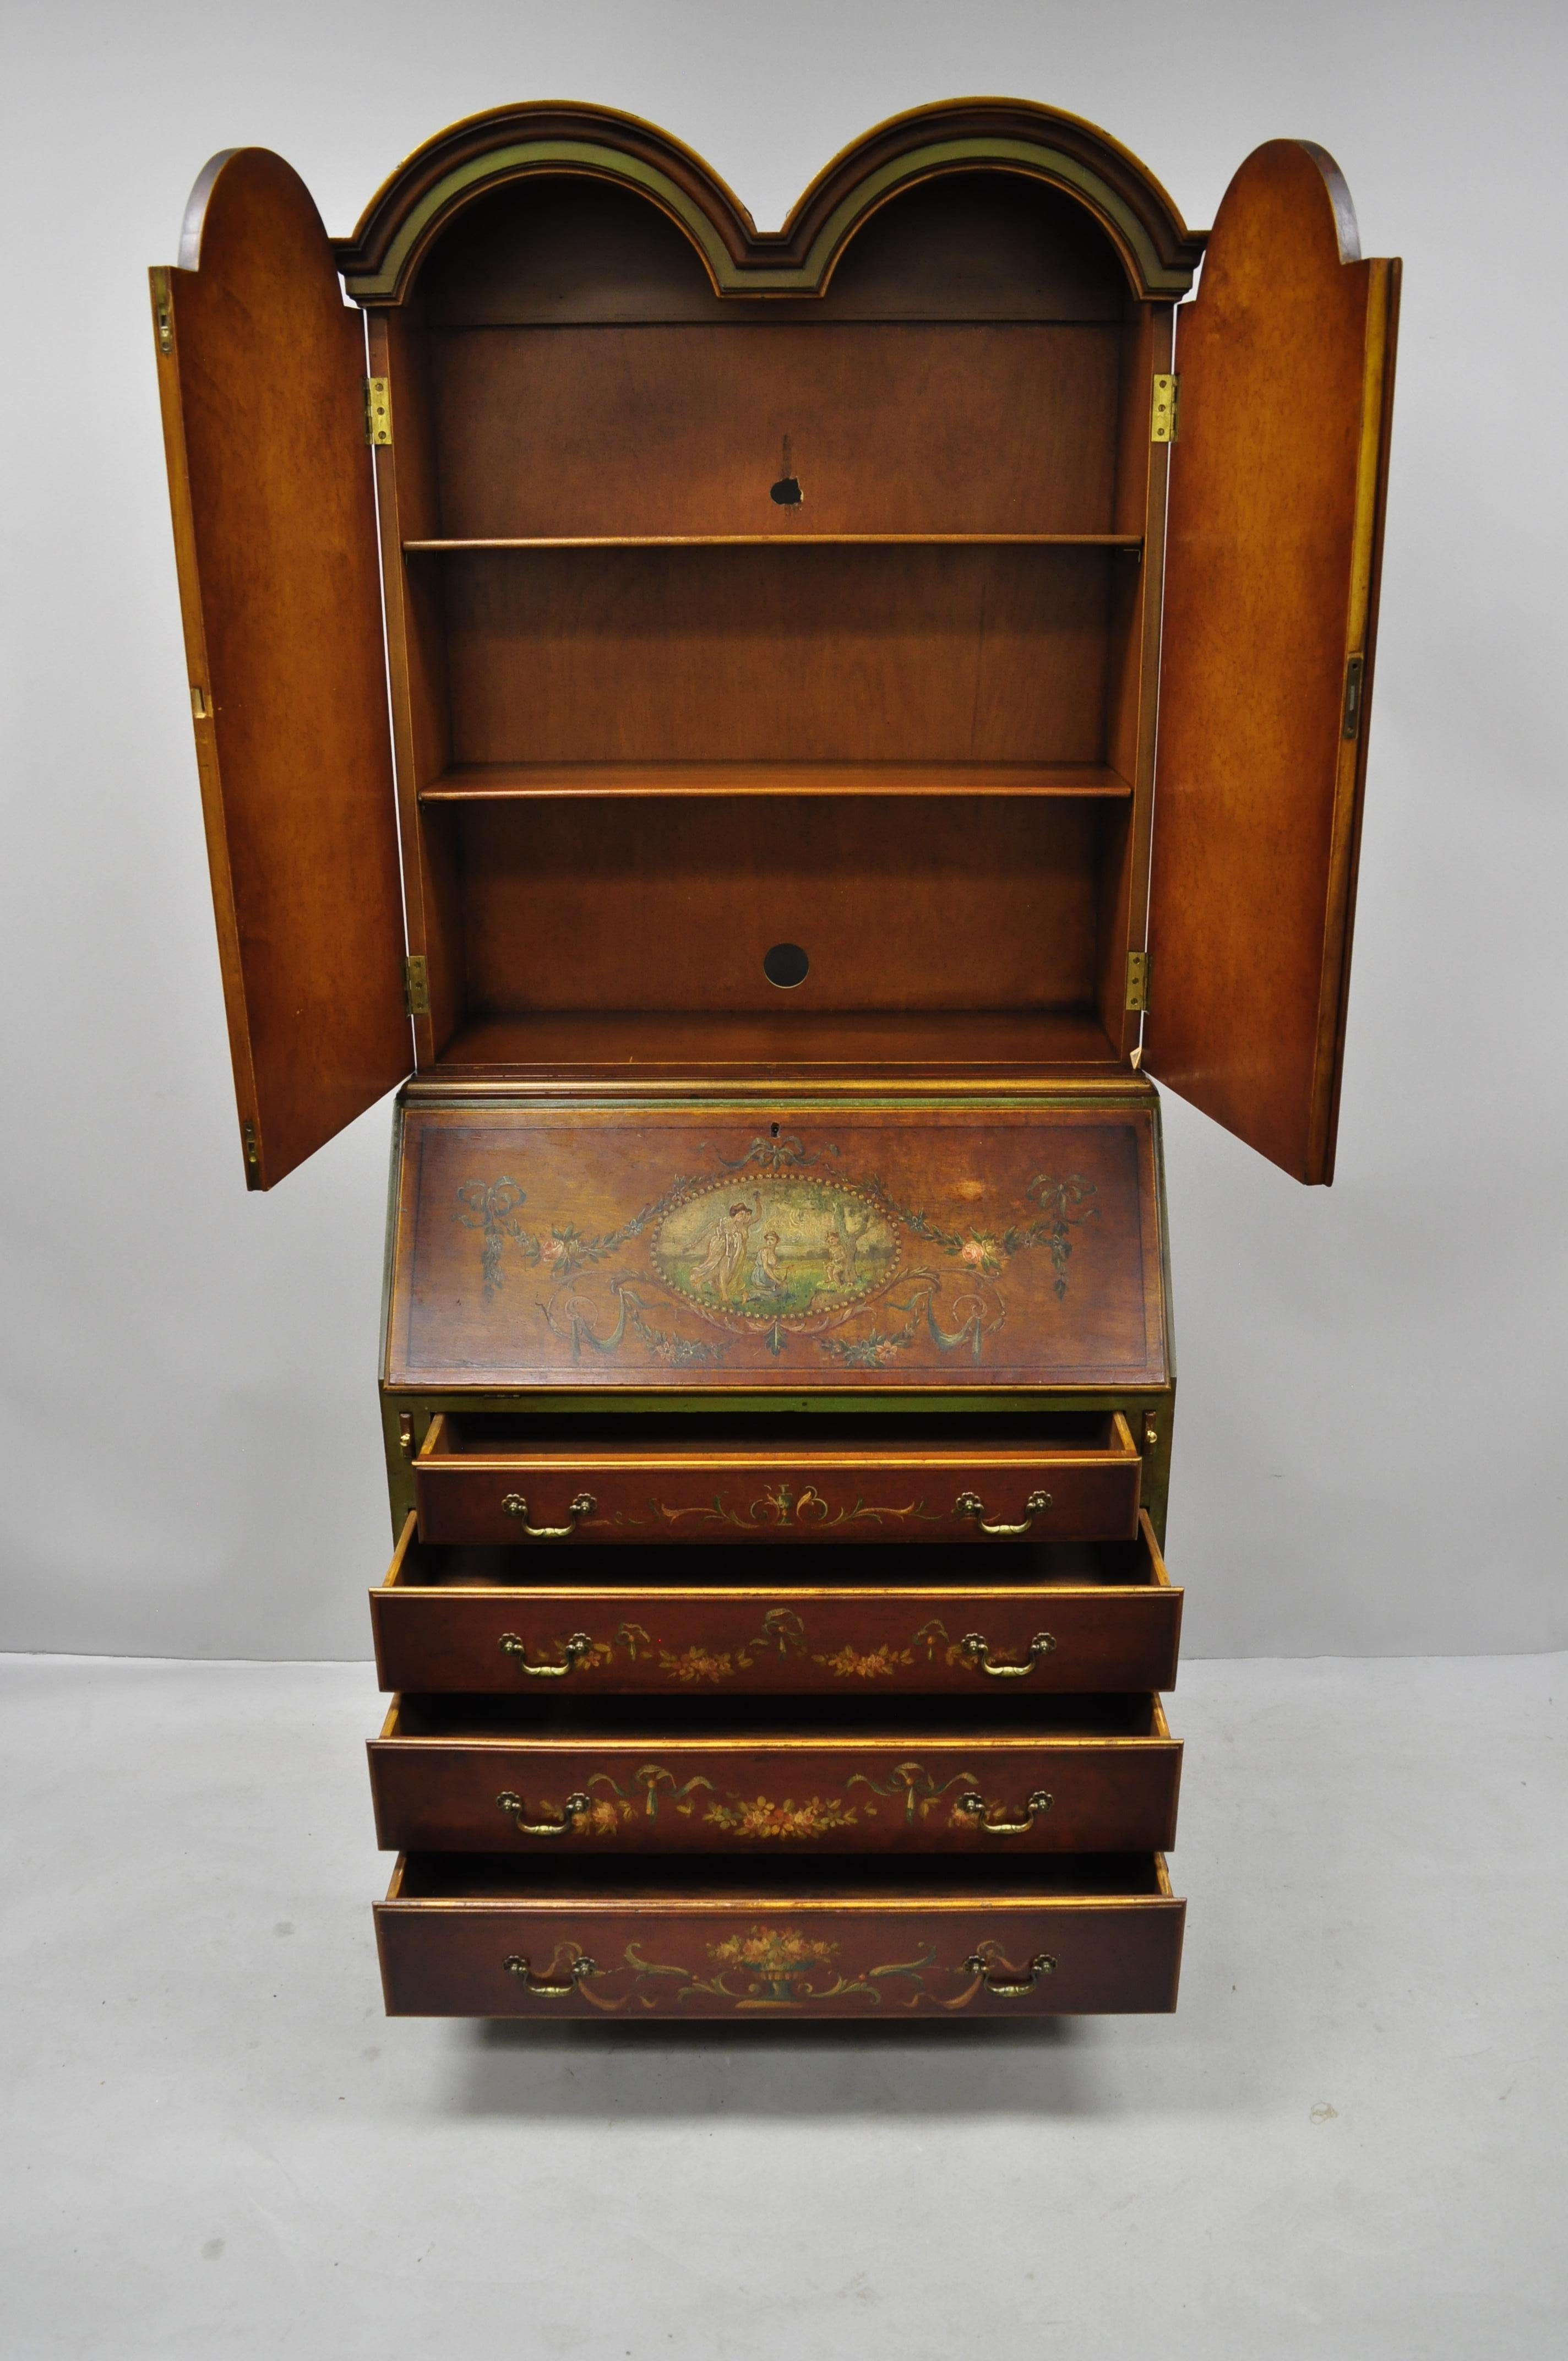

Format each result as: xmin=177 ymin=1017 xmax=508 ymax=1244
xmin=383 ymin=1092 xmax=1168 ymax=1394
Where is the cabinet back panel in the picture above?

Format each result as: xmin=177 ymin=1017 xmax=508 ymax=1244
xmin=438 ymin=545 xmax=1118 ymax=765
xmin=411 ymin=169 xmax=1132 ymax=328
xmin=429 ymin=323 xmax=1121 ymax=538
xmin=453 ymin=795 xmax=1110 ymax=1012
xmin=432 ymin=1008 xmax=1118 ymax=1069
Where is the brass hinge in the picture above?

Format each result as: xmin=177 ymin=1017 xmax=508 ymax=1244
xmin=1342 ymin=651 xmax=1365 ymax=739
xmin=242 ymin=1118 xmax=261 ymax=1189
xmin=364 ymin=376 xmax=392 ymax=447
xmin=1125 ymin=949 xmax=1150 ymax=1012
xmin=1150 ymin=373 xmax=1179 ymax=444
xmin=151 ymin=268 xmax=174 ymax=356
xmin=404 ymin=955 xmax=430 ymax=1016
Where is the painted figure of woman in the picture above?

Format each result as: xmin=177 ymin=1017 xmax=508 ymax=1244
xmin=688 ymin=1202 xmax=755 ymax=1300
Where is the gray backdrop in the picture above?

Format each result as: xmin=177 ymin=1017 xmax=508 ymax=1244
xmin=2 ymin=0 xmax=1562 ymax=1661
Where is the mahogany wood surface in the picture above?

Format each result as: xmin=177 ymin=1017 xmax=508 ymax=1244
xmin=383 ymin=1100 xmax=1168 ymax=1392
xmin=1099 ymin=301 xmax=1173 ymax=1059
xmin=1146 ymin=141 xmax=1399 ymax=1183
xmin=152 ymin=150 xmax=409 ymax=1187
xmin=369 ymin=1509 xmax=1183 ymax=1694
xmin=432 ymin=543 xmax=1126 ymax=766
xmin=357 ymin=132 xmax=1168 ymax=1076
xmin=407 ymin=536 xmax=1141 ymax=549
xmin=427 ymin=324 xmax=1124 ymax=540
xmin=449 ymin=795 xmax=1115 ymax=1017
xmin=368 ymin=1691 xmax=1179 ymax=1853
xmin=369 ymin=307 xmax=458 ymax=1071
xmin=430 ymin=1009 xmax=1121 ymax=1070
xmin=374 ymin=1851 xmax=1185 ymax=2015
xmin=411 ymin=1408 xmax=1141 ymax=1545
xmin=418 ymin=760 xmax=1132 ymax=799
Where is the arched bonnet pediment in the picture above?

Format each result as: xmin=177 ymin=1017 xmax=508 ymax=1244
xmin=331 ymin=97 xmax=1206 ymax=304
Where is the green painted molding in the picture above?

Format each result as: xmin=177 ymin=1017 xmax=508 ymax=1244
xmin=342 ymin=132 xmax=1196 ymax=303
xmin=343 ymin=140 xmax=733 ymax=302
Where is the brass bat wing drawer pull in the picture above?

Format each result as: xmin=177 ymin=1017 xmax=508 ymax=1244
xmin=503 ymin=1952 xmax=597 ymax=1996
xmin=956 ymin=1788 xmax=1054 ymax=1836
xmin=961 ymin=1630 xmax=1057 ymax=1677
xmin=497 ymin=1630 xmax=592 ymax=1676
xmin=501 ymin=1491 xmax=596 ymax=1538
xmin=963 ymin=1950 xmax=1057 ymax=1996
xmin=953 ymin=1488 xmax=1053 ymax=1536
xmin=495 ymin=1789 xmax=590 ymax=1837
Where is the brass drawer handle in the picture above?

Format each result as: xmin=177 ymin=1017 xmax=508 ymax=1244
xmin=961 ymin=1630 xmax=1056 ymax=1677
xmin=496 ymin=1788 xmax=590 ymax=1837
xmin=964 ymin=1950 xmax=1056 ymax=1996
xmin=504 ymin=1952 xmax=597 ymax=1996
xmin=954 ymin=1488 xmax=1053 ymax=1536
xmin=497 ymin=1630 xmax=592 ymax=1677
xmin=956 ymin=1788 xmax=1054 ymax=1836
xmin=501 ymin=1490 xmax=596 ymax=1538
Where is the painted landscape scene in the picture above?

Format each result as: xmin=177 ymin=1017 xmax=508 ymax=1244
xmin=653 ymin=1178 xmax=900 ymax=1324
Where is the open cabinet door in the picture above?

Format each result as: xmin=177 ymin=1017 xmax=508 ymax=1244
xmin=151 ymin=149 xmax=409 ymax=1190
xmin=1145 ymin=142 xmax=1398 ymax=1184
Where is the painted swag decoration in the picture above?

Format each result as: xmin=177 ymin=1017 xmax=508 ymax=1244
xmin=455 ymin=1131 xmax=1098 ymax=1369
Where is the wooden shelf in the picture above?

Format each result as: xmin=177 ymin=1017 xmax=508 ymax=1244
xmin=402 ymin=533 xmax=1145 ymax=552
xmin=430 ymin=1008 xmax=1123 ymax=1071
xmin=418 ymin=760 xmax=1134 ymax=803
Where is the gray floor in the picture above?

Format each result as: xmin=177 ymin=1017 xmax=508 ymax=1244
xmin=1 ymin=1652 xmax=1562 ymax=2360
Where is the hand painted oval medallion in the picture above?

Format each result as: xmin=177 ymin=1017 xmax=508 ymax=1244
xmin=652 ymin=1176 xmax=901 ymax=1331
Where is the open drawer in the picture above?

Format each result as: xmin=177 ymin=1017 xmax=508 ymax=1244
xmin=412 ymin=1409 xmax=1142 ymax=1547
xmin=372 ymin=1508 xmax=1182 ymax=1694
xmin=368 ymin=1690 xmax=1180 ymax=1854
xmin=375 ymin=1852 xmax=1185 ymax=2017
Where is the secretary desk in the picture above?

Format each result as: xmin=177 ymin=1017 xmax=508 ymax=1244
xmin=151 ymin=101 xmax=1397 ymax=2020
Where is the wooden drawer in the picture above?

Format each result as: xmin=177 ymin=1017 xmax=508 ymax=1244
xmin=372 ymin=1509 xmax=1182 ymax=1694
xmin=368 ymin=1692 xmax=1179 ymax=1853
xmin=375 ymin=1853 xmax=1185 ymax=2017
xmin=411 ymin=1410 xmax=1142 ymax=1547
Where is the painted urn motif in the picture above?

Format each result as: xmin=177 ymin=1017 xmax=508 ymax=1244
xmin=707 ymin=1924 xmax=843 ymax=2005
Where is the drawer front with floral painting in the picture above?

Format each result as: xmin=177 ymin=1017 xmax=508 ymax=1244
xmin=370 ymin=1513 xmax=1183 ymax=1695
xmin=367 ymin=1695 xmax=1180 ymax=1854
xmin=375 ymin=1854 xmax=1186 ymax=2017
xmin=410 ymin=1410 xmax=1142 ymax=1547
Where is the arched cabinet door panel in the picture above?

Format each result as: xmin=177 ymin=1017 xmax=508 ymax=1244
xmin=151 ymin=148 xmax=409 ymax=1190
xmin=1146 ymin=140 xmax=1399 ymax=1184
